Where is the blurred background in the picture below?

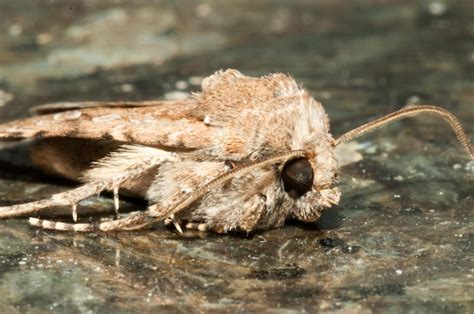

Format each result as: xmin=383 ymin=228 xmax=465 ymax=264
xmin=0 ymin=1 xmax=472 ymax=313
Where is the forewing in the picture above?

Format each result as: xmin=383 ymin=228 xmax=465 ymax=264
xmin=0 ymin=100 xmax=215 ymax=149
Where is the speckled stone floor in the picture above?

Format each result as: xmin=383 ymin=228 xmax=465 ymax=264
xmin=0 ymin=1 xmax=472 ymax=313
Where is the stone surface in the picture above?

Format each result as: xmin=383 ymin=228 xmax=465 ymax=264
xmin=0 ymin=1 xmax=473 ymax=312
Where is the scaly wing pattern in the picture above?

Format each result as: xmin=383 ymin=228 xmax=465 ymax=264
xmin=0 ymin=101 xmax=216 ymax=149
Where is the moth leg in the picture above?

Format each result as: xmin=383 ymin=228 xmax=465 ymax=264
xmin=0 ymin=183 xmax=103 ymax=219
xmin=201 ymin=193 xmax=267 ymax=234
xmin=239 ymin=198 xmax=266 ymax=233
xmin=182 ymin=200 xmax=265 ymax=234
xmin=28 ymin=210 xmax=155 ymax=232
xmin=83 ymin=144 xmax=179 ymax=213
xmin=72 ymin=204 xmax=78 ymax=222
xmin=165 ymin=214 xmax=183 ymax=234
xmin=0 ymin=181 xmax=126 ymax=221
xmin=0 ymin=145 xmax=177 ymax=221
xmin=113 ymin=186 xmax=120 ymax=218
xmin=185 ymin=222 xmax=207 ymax=232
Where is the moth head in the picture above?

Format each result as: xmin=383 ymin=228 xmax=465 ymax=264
xmin=283 ymin=136 xmax=341 ymax=222
xmin=285 ymin=105 xmax=473 ymax=223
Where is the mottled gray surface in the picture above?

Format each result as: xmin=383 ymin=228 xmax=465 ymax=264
xmin=0 ymin=1 xmax=473 ymax=313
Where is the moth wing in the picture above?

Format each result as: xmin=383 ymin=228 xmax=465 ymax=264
xmin=1 ymin=69 xmax=331 ymax=159
xmin=30 ymin=100 xmax=171 ymax=115
xmin=0 ymin=100 xmax=215 ymax=149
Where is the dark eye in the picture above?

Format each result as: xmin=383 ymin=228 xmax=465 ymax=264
xmin=281 ymin=158 xmax=314 ymax=197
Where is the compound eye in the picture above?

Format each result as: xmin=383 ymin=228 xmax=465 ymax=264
xmin=282 ymin=158 xmax=314 ymax=197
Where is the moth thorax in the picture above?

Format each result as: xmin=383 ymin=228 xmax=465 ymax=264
xmin=281 ymin=157 xmax=314 ymax=198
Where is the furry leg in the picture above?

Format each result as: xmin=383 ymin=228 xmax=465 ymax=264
xmin=0 ymin=183 xmax=103 ymax=219
xmin=0 ymin=145 xmax=178 ymax=220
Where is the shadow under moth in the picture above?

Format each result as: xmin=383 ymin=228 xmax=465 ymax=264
xmin=0 ymin=69 xmax=472 ymax=233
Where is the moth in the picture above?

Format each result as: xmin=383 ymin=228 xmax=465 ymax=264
xmin=0 ymin=69 xmax=472 ymax=233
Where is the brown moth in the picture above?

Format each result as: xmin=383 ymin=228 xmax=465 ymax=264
xmin=0 ymin=69 xmax=472 ymax=233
